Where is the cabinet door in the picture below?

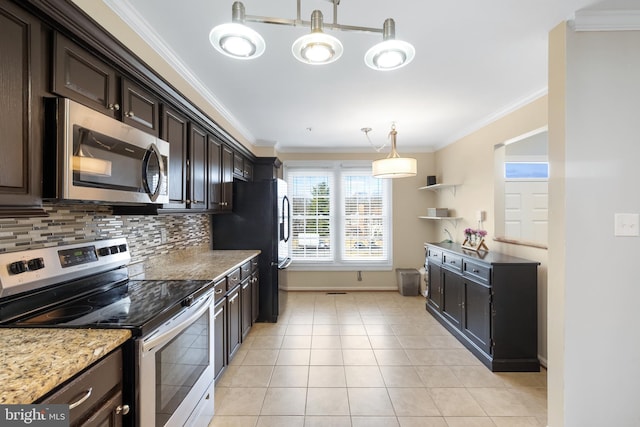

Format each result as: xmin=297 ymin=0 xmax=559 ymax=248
xmin=121 ymin=78 xmax=160 ymax=136
xmin=161 ymin=106 xmax=188 ymax=209
xmin=52 ymin=32 xmax=118 ymax=117
xmin=441 ymin=268 xmax=463 ymax=329
xmin=220 ymin=145 xmax=234 ymax=212
xmin=251 ymin=270 xmax=259 ymax=323
xmin=427 ymin=263 xmax=442 ymax=311
xmin=462 ymin=279 xmax=492 ymax=355
xmin=241 ymin=278 xmax=252 ymax=340
xmin=189 ymin=123 xmax=207 ymax=209
xmin=80 ymin=389 xmax=123 ymax=427
xmin=208 ymin=137 xmax=223 ymax=212
xmin=243 ymin=160 xmax=253 ymax=181
xmin=233 ymin=152 xmax=244 ymax=178
xmin=0 ymin=2 xmax=43 ymax=211
xmin=227 ymin=286 xmax=241 ymax=360
xmin=213 ymin=298 xmax=227 ymax=382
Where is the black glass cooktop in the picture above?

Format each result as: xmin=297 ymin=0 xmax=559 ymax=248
xmin=15 ymin=279 xmax=212 ymax=336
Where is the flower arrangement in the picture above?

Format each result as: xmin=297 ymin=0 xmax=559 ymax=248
xmin=463 ymin=228 xmax=488 ymax=251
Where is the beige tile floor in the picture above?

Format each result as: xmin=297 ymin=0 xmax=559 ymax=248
xmin=210 ymin=291 xmax=547 ymax=427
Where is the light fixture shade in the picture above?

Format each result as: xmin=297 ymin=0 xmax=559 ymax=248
xmin=364 ymin=39 xmax=415 ymax=71
xmin=372 ymin=157 xmax=417 ymax=178
xmin=365 ymin=18 xmax=415 ymax=71
xmin=292 ymin=32 xmax=343 ymax=64
xmin=210 ymin=22 xmax=266 ymax=59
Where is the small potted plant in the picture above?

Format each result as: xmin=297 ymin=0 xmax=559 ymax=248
xmin=463 ymin=228 xmax=488 ymax=251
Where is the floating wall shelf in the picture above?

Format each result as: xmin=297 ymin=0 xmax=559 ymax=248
xmin=418 ymin=183 xmax=460 ymax=196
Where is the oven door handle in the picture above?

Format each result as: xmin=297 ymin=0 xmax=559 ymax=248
xmin=142 ymin=291 xmax=213 ymax=353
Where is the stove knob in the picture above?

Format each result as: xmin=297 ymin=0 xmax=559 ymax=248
xmin=8 ymin=261 xmax=27 ymax=275
xmin=109 ymin=245 xmax=119 ymax=254
xmin=182 ymin=295 xmax=194 ymax=307
xmin=118 ymin=244 xmax=127 ymax=253
xmin=27 ymin=258 xmax=45 ymax=271
xmin=98 ymin=247 xmax=110 ymax=257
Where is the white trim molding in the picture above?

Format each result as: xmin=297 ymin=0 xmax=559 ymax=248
xmin=572 ymin=10 xmax=640 ymax=31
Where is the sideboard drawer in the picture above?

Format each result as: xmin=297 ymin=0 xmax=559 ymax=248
xmin=426 ymin=247 xmax=442 ymax=263
xmin=463 ymin=259 xmax=491 ymax=284
xmin=442 ymin=252 xmax=463 ymax=272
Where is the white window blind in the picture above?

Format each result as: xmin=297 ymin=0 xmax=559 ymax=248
xmin=286 ymin=162 xmax=392 ymax=270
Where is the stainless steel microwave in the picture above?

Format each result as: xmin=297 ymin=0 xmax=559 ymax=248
xmin=44 ymin=98 xmax=169 ymax=205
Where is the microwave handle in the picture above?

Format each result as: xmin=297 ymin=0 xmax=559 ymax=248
xmin=142 ymin=291 xmax=213 ymax=353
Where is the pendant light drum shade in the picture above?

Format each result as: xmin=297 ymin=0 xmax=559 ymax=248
xmin=372 ymin=157 xmax=417 ymax=178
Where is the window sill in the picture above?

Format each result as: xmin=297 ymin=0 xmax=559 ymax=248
xmin=288 ymin=262 xmax=393 ymax=272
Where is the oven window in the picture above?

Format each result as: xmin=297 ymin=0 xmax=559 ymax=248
xmin=155 ymin=311 xmax=210 ymax=427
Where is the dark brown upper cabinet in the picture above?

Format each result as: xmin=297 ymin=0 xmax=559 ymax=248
xmin=121 ymin=78 xmax=160 ymax=136
xmin=220 ymin=145 xmax=234 ymax=212
xmin=189 ymin=123 xmax=208 ymax=210
xmin=0 ymin=0 xmax=45 ymax=215
xmin=161 ymin=106 xmax=188 ymax=209
xmin=208 ymin=137 xmax=223 ymax=212
xmin=52 ymin=32 xmax=119 ymax=118
xmin=53 ymin=34 xmax=160 ymax=137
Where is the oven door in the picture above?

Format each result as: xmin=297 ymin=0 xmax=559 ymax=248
xmin=138 ymin=290 xmax=215 ymax=427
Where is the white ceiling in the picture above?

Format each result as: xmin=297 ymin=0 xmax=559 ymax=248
xmin=104 ymin=0 xmax=601 ymax=153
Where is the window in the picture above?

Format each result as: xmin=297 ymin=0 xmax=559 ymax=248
xmin=504 ymin=162 xmax=549 ymax=179
xmin=285 ymin=162 xmax=392 ymax=270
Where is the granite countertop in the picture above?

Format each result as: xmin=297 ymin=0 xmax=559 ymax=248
xmin=132 ymin=246 xmax=261 ymax=281
xmin=0 ymin=247 xmax=259 ymax=405
xmin=0 ymin=328 xmax=131 ymax=404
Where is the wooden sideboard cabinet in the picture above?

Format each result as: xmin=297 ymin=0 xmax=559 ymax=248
xmin=425 ymin=242 xmax=540 ymax=372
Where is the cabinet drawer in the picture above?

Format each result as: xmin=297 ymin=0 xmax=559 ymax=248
xmin=41 ymin=348 xmax=122 ymax=424
xmin=240 ymin=261 xmax=252 ymax=280
xmin=227 ymin=268 xmax=241 ymax=289
xmin=213 ymin=277 xmax=227 ymax=302
xmin=426 ymin=247 xmax=442 ymax=263
xmin=442 ymin=252 xmax=463 ymax=272
xmin=463 ymin=259 xmax=491 ymax=285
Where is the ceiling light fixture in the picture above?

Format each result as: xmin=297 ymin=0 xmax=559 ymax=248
xmin=371 ymin=124 xmax=417 ymax=179
xmin=209 ymin=1 xmax=266 ymax=59
xmin=210 ymin=0 xmax=415 ymax=69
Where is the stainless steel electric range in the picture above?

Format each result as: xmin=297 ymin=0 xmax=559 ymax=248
xmin=0 ymin=238 xmax=217 ymax=427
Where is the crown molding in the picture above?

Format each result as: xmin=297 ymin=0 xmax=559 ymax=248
xmin=102 ymin=0 xmax=256 ymax=144
xmin=572 ymin=10 xmax=640 ymax=31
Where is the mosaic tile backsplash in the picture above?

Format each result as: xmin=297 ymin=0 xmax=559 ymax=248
xmin=0 ymin=204 xmax=210 ymax=264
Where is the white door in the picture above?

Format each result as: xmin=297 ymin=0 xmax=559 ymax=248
xmin=504 ymin=180 xmax=548 ymax=243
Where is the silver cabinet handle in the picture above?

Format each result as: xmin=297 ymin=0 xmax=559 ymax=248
xmin=108 ymin=103 xmax=120 ymax=111
xmin=115 ymin=404 xmax=130 ymax=415
xmin=215 ymin=288 xmax=223 ymax=294
xmin=229 ymin=293 xmax=239 ymax=304
xmin=69 ymin=387 xmax=92 ymax=409
xmin=125 ymin=111 xmax=135 ymax=118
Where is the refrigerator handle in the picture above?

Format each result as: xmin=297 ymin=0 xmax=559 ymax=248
xmin=283 ymin=195 xmax=291 ymax=242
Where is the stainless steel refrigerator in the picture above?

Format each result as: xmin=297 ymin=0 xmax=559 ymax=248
xmin=210 ymin=178 xmax=290 ymax=322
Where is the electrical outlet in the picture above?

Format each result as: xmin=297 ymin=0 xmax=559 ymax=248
xmin=614 ymin=213 xmax=639 ymax=236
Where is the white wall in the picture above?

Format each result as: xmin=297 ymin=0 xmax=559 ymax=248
xmin=549 ymin=24 xmax=640 ymax=427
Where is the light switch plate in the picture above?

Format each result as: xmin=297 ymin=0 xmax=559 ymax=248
xmin=614 ymin=213 xmax=640 ymax=236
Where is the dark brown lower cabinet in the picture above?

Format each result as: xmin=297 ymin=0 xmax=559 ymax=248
xmin=41 ymin=348 xmax=127 ymax=426
xmin=425 ymin=242 xmax=539 ymax=372
xmin=241 ymin=278 xmax=252 ymax=340
xmin=227 ymin=285 xmax=241 ymax=360
xmin=213 ymin=297 xmax=227 ymax=382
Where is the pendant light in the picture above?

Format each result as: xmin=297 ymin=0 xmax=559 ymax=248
xmin=292 ymin=10 xmax=343 ymax=65
xmin=364 ymin=19 xmax=415 ymax=71
xmin=372 ymin=124 xmax=417 ymax=178
xmin=209 ymin=1 xmax=266 ymax=59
